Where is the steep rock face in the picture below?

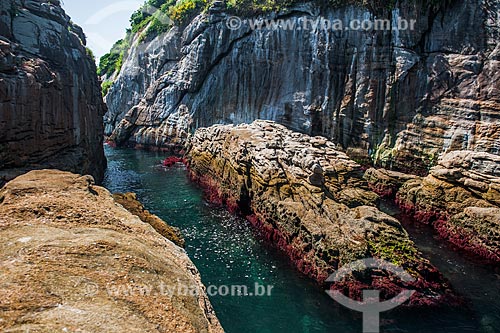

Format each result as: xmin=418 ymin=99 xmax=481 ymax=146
xmin=186 ymin=120 xmax=457 ymax=306
xmin=0 ymin=0 xmax=106 ymax=184
xmin=396 ymin=151 xmax=500 ymax=262
xmin=0 ymin=170 xmax=223 ymax=332
xmin=106 ymin=1 xmax=499 ymax=172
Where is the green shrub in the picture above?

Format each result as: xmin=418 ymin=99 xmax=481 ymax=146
xmin=101 ymin=80 xmax=113 ymax=96
xmin=130 ymin=0 xmax=176 ymax=33
xmin=97 ymin=38 xmax=129 ymax=78
xmin=226 ymin=0 xmax=454 ymax=15
xmin=168 ymin=0 xmax=209 ymax=24
xmin=85 ymin=47 xmax=95 ymax=61
xmin=226 ymin=0 xmax=298 ymax=15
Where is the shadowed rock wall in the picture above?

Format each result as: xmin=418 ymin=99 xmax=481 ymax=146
xmin=0 ymin=0 xmax=106 ymax=184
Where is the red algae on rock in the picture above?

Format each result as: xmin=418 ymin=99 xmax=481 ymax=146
xmin=185 ymin=120 xmax=460 ymax=307
xmin=396 ymin=151 xmax=500 ymax=263
xmin=162 ymin=156 xmax=187 ymax=167
xmin=364 ymin=168 xmax=419 ymax=199
xmin=105 ymin=139 xmax=117 ymax=148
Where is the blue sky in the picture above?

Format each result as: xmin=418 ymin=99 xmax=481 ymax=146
xmin=62 ymin=0 xmax=144 ymax=61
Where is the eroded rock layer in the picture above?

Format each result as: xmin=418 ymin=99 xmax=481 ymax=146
xmin=396 ymin=151 xmax=500 ymax=263
xmin=0 ymin=0 xmax=106 ymax=184
xmin=0 ymin=170 xmax=223 ymax=333
xmin=112 ymin=192 xmax=186 ymax=248
xmin=186 ymin=120 xmax=457 ymax=307
xmin=107 ymin=1 xmax=499 ymax=172
xmin=364 ymin=168 xmax=419 ymax=198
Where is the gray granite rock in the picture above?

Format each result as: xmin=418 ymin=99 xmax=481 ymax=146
xmin=106 ymin=1 xmax=499 ymax=173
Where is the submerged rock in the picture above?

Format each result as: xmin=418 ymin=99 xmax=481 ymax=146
xmin=0 ymin=170 xmax=223 ymax=332
xmin=162 ymin=156 xmax=187 ymax=167
xmin=0 ymin=0 xmax=106 ymax=185
xmin=186 ymin=120 xmax=458 ymax=307
xmin=396 ymin=151 xmax=500 ymax=263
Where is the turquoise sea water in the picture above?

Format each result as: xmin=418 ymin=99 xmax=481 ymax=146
xmin=103 ymin=146 xmax=499 ymax=333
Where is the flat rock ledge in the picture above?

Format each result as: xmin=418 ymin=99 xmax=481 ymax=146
xmin=186 ymin=120 xmax=458 ymax=307
xmin=0 ymin=170 xmax=223 ymax=333
xmin=395 ymin=151 xmax=500 ymax=263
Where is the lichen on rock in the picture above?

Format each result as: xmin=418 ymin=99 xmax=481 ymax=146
xmin=0 ymin=170 xmax=223 ymax=333
xmin=396 ymin=151 xmax=500 ymax=263
xmin=186 ymin=120 xmax=458 ymax=307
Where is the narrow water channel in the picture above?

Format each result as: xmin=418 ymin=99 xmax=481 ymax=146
xmin=103 ymin=147 xmax=498 ymax=333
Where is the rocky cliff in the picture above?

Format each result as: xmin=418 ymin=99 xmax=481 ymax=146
xmin=0 ymin=170 xmax=223 ymax=332
xmin=0 ymin=0 xmax=106 ymax=184
xmin=186 ymin=120 xmax=458 ymax=307
xmin=105 ymin=0 xmax=499 ymax=172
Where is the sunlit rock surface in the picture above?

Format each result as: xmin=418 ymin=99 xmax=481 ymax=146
xmin=396 ymin=151 xmax=500 ymax=262
xmin=186 ymin=120 xmax=458 ymax=307
xmin=0 ymin=170 xmax=223 ymax=332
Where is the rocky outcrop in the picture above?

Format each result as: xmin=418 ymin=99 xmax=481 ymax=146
xmin=112 ymin=192 xmax=185 ymax=247
xmin=396 ymin=151 xmax=500 ymax=262
xmin=0 ymin=0 xmax=106 ymax=185
xmin=106 ymin=1 xmax=499 ymax=172
xmin=0 ymin=170 xmax=223 ymax=332
xmin=364 ymin=168 xmax=419 ymax=198
xmin=186 ymin=120 xmax=458 ymax=306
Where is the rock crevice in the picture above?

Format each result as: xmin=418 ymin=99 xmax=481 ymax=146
xmin=396 ymin=151 xmax=500 ymax=262
xmin=365 ymin=150 xmax=500 ymax=263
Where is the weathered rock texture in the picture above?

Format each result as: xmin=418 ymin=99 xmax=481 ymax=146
xmin=0 ymin=0 xmax=106 ymax=185
xmin=0 ymin=170 xmax=223 ymax=332
xmin=364 ymin=168 xmax=419 ymax=198
xmin=186 ymin=120 xmax=457 ymax=306
xmin=396 ymin=151 xmax=500 ymax=262
xmin=113 ymin=192 xmax=185 ymax=248
xmin=106 ymin=1 xmax=499 ymax=172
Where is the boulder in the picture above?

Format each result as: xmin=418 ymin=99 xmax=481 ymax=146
xmin=0 ymin=170 xmax=223 ymax=332
xmin=364 ymin=168 xmax=419 ymax=198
